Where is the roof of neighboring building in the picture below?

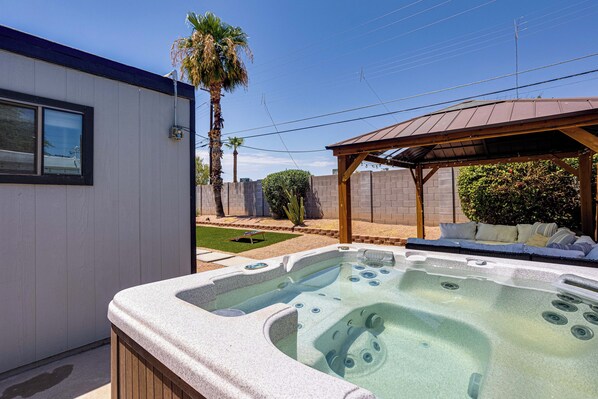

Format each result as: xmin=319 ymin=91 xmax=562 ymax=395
xmin=0 ymin=25 xmax=195 ymax=100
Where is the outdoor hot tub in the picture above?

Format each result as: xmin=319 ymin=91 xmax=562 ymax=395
xmin=108 ymin=244 xmax=598 ymax=398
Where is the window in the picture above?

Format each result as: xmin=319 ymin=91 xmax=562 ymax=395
xmin=0 ymin=89 xmax=93 ymax=185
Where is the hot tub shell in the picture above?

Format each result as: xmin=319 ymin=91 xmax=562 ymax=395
xmin=108 ymin=244 xmax=598 ymax=398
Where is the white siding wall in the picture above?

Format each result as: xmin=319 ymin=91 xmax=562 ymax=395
xmin=0 ymin=50 xmax=192 ymax=373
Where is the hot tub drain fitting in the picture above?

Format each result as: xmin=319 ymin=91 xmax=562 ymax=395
xmin=571 ymin=325 xmax=594 ymax=340
xmin=542 ymin=311 xmax=568 ymax=325
xmin=583 ymin=312 xmax=598 ymax=326
xmin=557 ymin=293 xmax=582 ymax=304
xmin=551 ymin=300 xmax=578 ymax=312
xmin=441 ymin=281 xmax=459 ymax=290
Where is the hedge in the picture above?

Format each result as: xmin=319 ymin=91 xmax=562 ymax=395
xmin=457 ymin=159 xmax=596 ymax=230
xmin=262 ymin=170 xmax=311 ymax=218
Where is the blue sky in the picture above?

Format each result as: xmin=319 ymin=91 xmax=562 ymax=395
xmin=2 ymin=0 xmax=598 ymax=180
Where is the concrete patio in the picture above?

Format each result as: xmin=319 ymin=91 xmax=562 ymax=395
xmin=0 ymin=345 xmax=110 ymax=399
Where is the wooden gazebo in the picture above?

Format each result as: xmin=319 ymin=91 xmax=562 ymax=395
xmin=326 ymin=98 xmax=598 ymax=243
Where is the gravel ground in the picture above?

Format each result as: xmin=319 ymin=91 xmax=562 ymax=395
xmin=197 ymin=215 xmax=441 ymax=239
xmin=196 ymin=260 xmax=226 ymax=273
xmin=239 ymin=234 xmax=338 ymax=259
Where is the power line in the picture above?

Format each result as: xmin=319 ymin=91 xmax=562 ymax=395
xmin=229 ymin=0 xmax=596 ymax=108
xmin=236 ymin=68 xmax=598 ymax=140
xmin=223 ymin=52 xmax=598 ymax=136
xmin=240 ymin=144 xmax=326 ymax=153
xmin=262 ymin=95 xmax=299 ymax=168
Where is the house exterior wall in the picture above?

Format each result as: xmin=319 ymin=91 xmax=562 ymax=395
xmin=197 ymin=168 xmax=468 ymax=225
xmin=0 ymin=49 xmax=192 ymax=373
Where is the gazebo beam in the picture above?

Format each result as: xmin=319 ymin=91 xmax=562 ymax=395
xmin=341 ymin=153 xmax=368 ymax=183
xmin=420 ymin=151 xmax=579 ymax=169
xmin=337 ymin=155 xmax=353 ymax=243
xmin=549 ymin=156 xmax=578 ymax=176
xmin=415 ymin=165 xmax=425 ymax=238
xmin=561 ymin=128 xmax=598 ymax=153
xmin=579 ymin=151 xmax=595 ymax=237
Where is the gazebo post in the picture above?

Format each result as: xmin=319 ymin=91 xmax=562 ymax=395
xmin=415 ymin=164 xmax=425 ymax=239
xmin=579 ymin=151 xmax=594 ymax=237
xmin=338 ymin=155 xmax=352 ymax=243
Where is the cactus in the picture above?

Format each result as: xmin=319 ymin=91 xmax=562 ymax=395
xmin=282 ymin=188 xmax=305 ymax=226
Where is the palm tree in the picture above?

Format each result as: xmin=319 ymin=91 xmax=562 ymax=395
xmin=225 ymin=136 xmax=244 ymax=183
xmin=172 ymin=12 xmax=252 ymax=217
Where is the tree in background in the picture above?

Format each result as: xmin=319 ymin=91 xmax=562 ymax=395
xmin=225 ymin=136 xmax=244 ymax=183
xmin=195 ymin=156 xmax=210 ymax=185
xmin=172 ymin=11 xmax=252 ymax=217
xmin=262 ymin=170 xmax=311 ymax=219
xmin=457 ymin=160 xmax=597 ymax=230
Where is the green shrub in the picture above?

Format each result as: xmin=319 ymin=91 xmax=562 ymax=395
xmin=457 ymin=160 xmax=590 ymax=229
xmin=262 ymin=170 xmax=310 ymax=218
xmin=283 ymin=189 xmax=305 ymax=226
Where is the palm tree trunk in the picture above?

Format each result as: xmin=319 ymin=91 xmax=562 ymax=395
xmin=233 ymin=148 xmax=238 ymax=183
xmin=209 ymin=84 xmax=225 ymax=217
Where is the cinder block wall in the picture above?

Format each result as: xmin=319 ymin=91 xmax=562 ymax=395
xmin=197 ymin=168 xmax=468 ymax=226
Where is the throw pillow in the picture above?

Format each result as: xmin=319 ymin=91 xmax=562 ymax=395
xmin=527 ymin=233 xmax=549 ymax=247
xmin=516 ymin=224 xmax=533 ymax=243
xmin=546 ymin=229 xmax=577 ymax=246
xmin=440 ymin=222 xmax=477 ymax=240
xmin=575 ymin=235 xmax=597 ymax=246
xmin=530 ymin=222 xmax=558 ymax=237
xmin=475 ymin=223 xmax=518 ymax=243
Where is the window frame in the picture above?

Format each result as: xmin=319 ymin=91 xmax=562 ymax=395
xmin=0 ymin=88 xmax=93 ymax=185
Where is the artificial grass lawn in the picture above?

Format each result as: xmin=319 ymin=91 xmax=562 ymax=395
xmin=196 ymin=225 xmax=300 ymax=253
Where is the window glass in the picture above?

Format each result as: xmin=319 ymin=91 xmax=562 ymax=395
xmin=43 ymin=108 xmax=83 ymax=175
xmin=0 ymin=102 xmax=36 ymax=174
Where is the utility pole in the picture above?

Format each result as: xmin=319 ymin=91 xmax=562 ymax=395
xmin=514 ymin=18 xmax=523 ymax=99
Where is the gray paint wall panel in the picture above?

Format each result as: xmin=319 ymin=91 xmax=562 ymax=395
xmin=0 ymin=51 xmax=192 ymax=373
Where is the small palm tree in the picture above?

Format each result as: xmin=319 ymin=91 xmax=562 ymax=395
xmin=172 ymin=11 xmax=252 ymax=217
xmin=225 ymin=136 xmax=244 ymax=183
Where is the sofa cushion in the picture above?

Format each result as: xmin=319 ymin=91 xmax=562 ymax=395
xmin=546 ymin=229 xmax=577 ymax=246
xmin=460 ymin=241 xmax=525 ymax=254
xmin=516 ymin=224 xmax=533 ymax=243
xmin=406 ymin=238 xmax=460 ymax=248
xmin=439 ymin=222 xmax=476 ymax=240
xmin=586 ymin=247 xmax=598 ymax=260
xmin=548 ymin=242 xmax=593 ymax=255
xmin=524 ymin=245 xmax=586 ymax=259
xmin=475 ymin=223 xmax=517 ymax=243
xmin=530 ymin=222 xmax=558 ymax=237
xmin=526 ymin=233 xmax=549 ymax=247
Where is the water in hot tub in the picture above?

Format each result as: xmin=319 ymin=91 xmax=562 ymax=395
xmin=209 ymin=258 xmax=598 ymax=399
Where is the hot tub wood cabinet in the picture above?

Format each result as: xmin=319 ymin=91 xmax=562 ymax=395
xmin=111 ymin=326 xmax=205 ymax=399
xmin=108 ymin=244 xmax=598 ymax=399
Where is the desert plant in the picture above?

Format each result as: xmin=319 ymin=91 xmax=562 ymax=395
xmin=283 ymin=189 xmax=305 ymax=226
xmin=457 ymin=160 xmax=596 ymax=229
xmin=172 ymin=12 xmax=252 ymax=217
xmin=262 ymin=170 xmax=311 ymax=218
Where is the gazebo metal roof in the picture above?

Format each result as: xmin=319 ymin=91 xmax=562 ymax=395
xmin=327 ymin=97 xmax=598 ymax=242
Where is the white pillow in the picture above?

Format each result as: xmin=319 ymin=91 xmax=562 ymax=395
xmin=530 ymin=222 xmax=558 ymax=237
xmin=516 ymin=224 xmax=533 ymax=243
xmin=475 ymin=223 xmax=518 ymax=243
xmin=440 ymin=222 xmax=477 ymax=240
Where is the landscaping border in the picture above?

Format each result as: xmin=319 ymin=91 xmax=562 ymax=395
xmin=196 ymin=220 xmax=407 ymax=246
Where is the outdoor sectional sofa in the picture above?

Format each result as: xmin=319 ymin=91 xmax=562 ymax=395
xmin=406 ymin=221 xmax=598 ymax=267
